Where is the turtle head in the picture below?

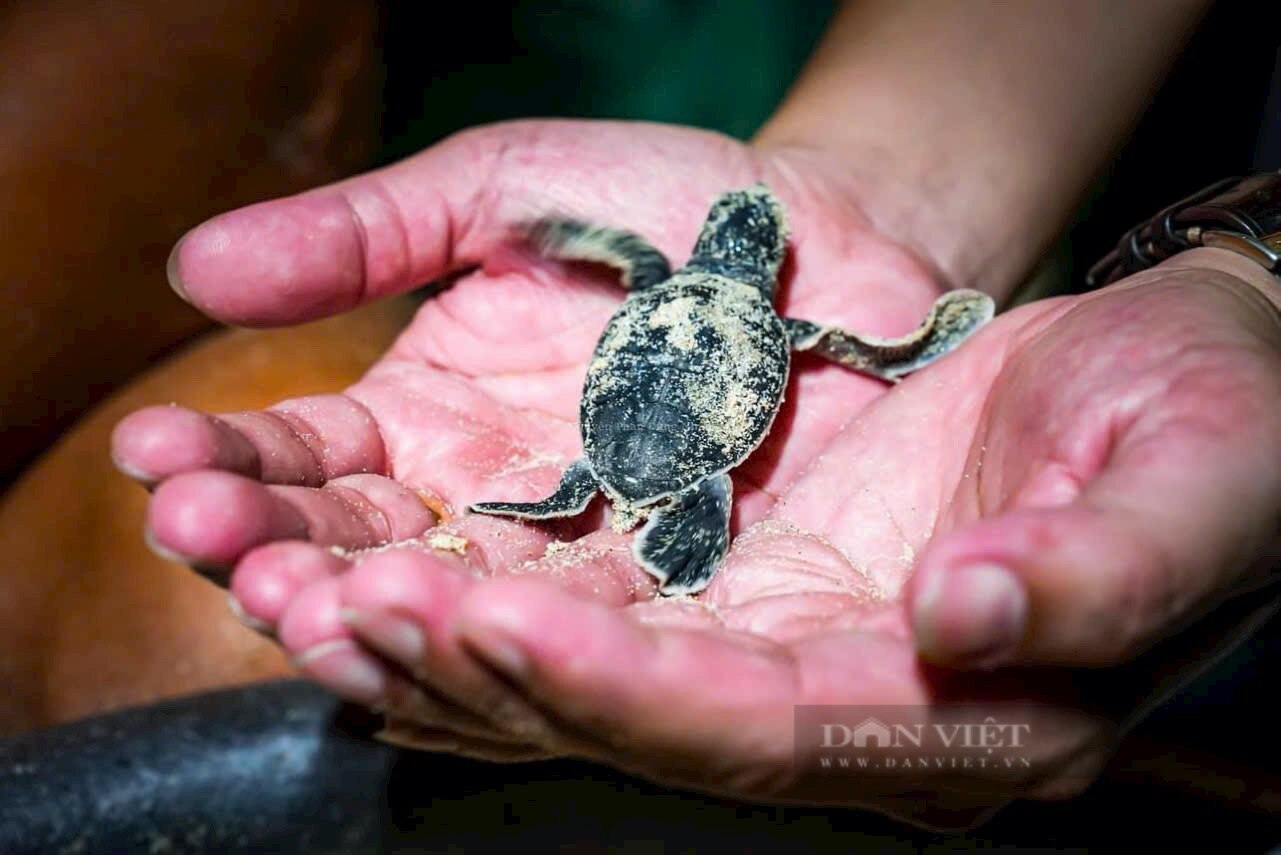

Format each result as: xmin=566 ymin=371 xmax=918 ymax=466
xmin=687 ymin=184 xmax=789 ymax=299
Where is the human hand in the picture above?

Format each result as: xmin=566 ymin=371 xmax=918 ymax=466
xmin=109 ymin=120 xmax=951 ymax=751
xmin=119 ymin=119 xmax=1281 ymax=826
xmin=218 ymin=245 xmax=1279 ymax=829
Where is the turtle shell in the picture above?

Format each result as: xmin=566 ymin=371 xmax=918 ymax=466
xmin=580 ymin=272 xmax=789 ymax=504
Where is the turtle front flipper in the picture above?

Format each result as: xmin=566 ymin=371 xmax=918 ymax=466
xmin=784 ymin=290 xmax=995 ymax=382
xmin=523 ymin=219 xmax=672 ymax=291
xmin=634 ymin=473 xmax=732 ymax=596
xmin=469 ymin=459 xmax=599 ymax=519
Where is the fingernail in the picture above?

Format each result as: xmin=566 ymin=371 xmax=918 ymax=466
xmin=144 ymin=526 xmax=189 ymax=564
xmin=465 ymin=629 xmax=529 ymax=679
xmin=340 ymin=608 xmax=426 ymax=663
xmin=111 ymin=453 xmax=158 ymax=485
xmin=376 ymin=724 xmax=459 ymax=752
xmin=913 ymin=562 xmax=1028 ymax=668
xmin=166 ymin=234 xmax=191 ymax=303
xmin=228 ymin=594 xmax=273 ymax=634
xmin=294 ymin=639 xmax=387 ymax=702
xmin=144 ymin=527 xmax=229 ymax=586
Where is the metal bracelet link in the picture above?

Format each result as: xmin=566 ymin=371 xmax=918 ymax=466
xmin=1195 ymin=228 xmax=1281 ymax=271
xmin=1086 ymin=172 xmax=1281 ymax=288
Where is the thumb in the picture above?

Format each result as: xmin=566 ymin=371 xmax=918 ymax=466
xmin=909 ymin=408 xmax=1281 ymax=669
xmin=168 ymin=126 xmax=479 ymax=326
xmin=165 ymin=120 xmax=751 ymax=327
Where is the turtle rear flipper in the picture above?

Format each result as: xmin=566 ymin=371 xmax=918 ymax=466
xmin=469 ymin=459 xmax=599 ymax=519
xmin=523 ymin=219 xmax=672 ymax=291
xmin=785 ymin=290 xmax=995 ymax=382
xmin=634 ymin=473 xmax=732 ymax=595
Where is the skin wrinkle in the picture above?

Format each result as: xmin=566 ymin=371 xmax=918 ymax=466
xmin=870 ymin=487 xmax=914 ymax=568
xmin=361 ymin=361 xmax=569 ymax=451
xmin=461 ymin=129 xmax=528 ymax=262
xmin=469 ymin=368 xmax=588 ymax=426
xmin=792 ymin=481 xmax=867 ymax=569
xmin=520 ymin=539 xmax=641 ymax=581
xmin=323 ymin=483 xmax=392 ymax=543
xmin=336 ymin=189 xmax=372 ymax=311
xmin=726 ymin=523 xmax=878 ymax=605
xmin=274 ymin=484 xmax=353 ymax=547
xmin=414 ymin=277 xmax=606 ymax=378
xmin=458 ymin=640 xmax=632 ymax=754
xmin=1163 ymin=260 xmax=1281 ymax=329
xmin=734 ymin=535 xmax=860 ymax=588
xmin=339 ymin=405 xmax=478 ymax=508
xmin=720 ymin=592 xmax=879 ymax=641
xmin=389 ymin=651 xmax=550 ymax=738
xmin=340 ymin=392 xmax=395 ymax=486
xmin=965 ymin=324 xmax=1070 ymax=520
xmin=265 ymin=407 xmax=339 ymax=481
xmin=444 ymin=654 xmax=562 ymax=744
xmin=370 ymin=362 xmax=578 ymax=467
xmin=381 ymin=666 xmax=534 ymax=742
xmin=726 ymin=573 xmax=858 ymax=612
xmin=367 ymin=174 xmax=414 ymax=292
xmin=193 ymin=413 xmax=267 ymax=481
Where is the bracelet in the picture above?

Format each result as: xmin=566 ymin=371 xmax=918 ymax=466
xmin=1086 ymin=171 xmax=1281 ymax=288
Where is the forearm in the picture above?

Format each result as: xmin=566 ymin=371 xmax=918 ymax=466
xmin=755 ymin=0 xmax=1211 ymax=301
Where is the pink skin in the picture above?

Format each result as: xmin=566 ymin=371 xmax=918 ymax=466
xmin=112 ymin=120 xmax=1281 ymax=827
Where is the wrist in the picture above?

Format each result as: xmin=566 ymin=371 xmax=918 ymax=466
xmin=1158 ymin=246 xmax=1281 ymax=314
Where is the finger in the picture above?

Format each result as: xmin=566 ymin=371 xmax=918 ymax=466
xmin=340 ymin=518 xmax=653 ymax=670
xmin=455 ymin=579 xmax=1111 ymax=806
xmin=336 ymin=519 xmax=653 ymax=737
xmin=452 ymin=577 xmax=813 ymax=792
xmin=912 ymin=402 xmax=1281 ymax=668
xmin=376 ymin=716 xmax=557 ymax=763
xmin=146 ymin=471 xmax=437 ymax=569
xmin=111 ymin=394 xmax=385 ymax=486
xmin=279 ymin=576 xmax=542 ymax=749
xmin=230 ymin=541 xmax=350 ymax=630
xmin=281 ymin=538 xmax=566 ymax=748
xmin=163 ymin=126 xmax=575 ymax=325
xmin=165 ymin=122 xmax=764 ymax=326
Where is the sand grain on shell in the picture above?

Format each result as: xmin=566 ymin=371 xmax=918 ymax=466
xmin=682 ymin=282 xmax=773 ymax=454
xmin=647 ymin=296 xmax=700 ymax=351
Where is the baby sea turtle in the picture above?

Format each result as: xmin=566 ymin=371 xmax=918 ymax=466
xmin=469 ymin=185 xmax=994 ymax=595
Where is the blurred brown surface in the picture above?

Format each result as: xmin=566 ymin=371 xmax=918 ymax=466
xmin=0 ymin=297 xmax=415 ymax=737
xmin=0 ymin=0 xmax=383 ymax=477
xmin=0 ymin=0 xmax=390 ymax=735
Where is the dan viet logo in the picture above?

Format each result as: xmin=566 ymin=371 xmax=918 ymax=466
xmin=823 ymin=716 xmax=1031 ymax=750
xmin=795 ymin=706 xmax=1039 ymax=776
